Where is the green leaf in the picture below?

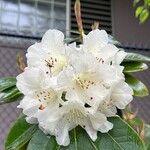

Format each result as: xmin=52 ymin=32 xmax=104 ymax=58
xmin=145 ymin=124 xmax=150 ymax=149
xmin=27 ymin=130 xmax=57 ymax=150
xmin=27 ymin=117 xmax=145 ymax=150
xmin=0 ymin=77 xmax=23 ymax=104
xmin=0 ymin=77 xmax=16 ymax=92
xmin=0 ymin=86 xmax=23 ymax=104
xmin=125 ymin=74 xmax=149 ymax=97
xmin=5 ymin=115 xmax=38 ymax=150
xmin=122 ymin=61 xmax=148 ymax=73
xmin=139 ymin=9 xmax=149 ymax=23
xmin=136 ymin=6 xmax=144 ymax=17
xmin=124 ymin=52 xmax=150 ymax=62
xmin=17 ymin=143 xmax=28 ymax=150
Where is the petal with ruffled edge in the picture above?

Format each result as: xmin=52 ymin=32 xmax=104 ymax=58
xmin=113 ymin=50 xmax=127 ymax=65
xmin=16 ymin=67 xmax=47 ymax=95
xmin=83 ymin=29 xmax=108 ymax=52
xmin=26 ymin=30 xmax=67 ymax=76
xmin=112 ymin=81 xmax=133 ymax=109
xmin=95 ymin=44 xmax=119 ymax=64
xmin=41 ymin=29 xmax=65 ymax=53
xmin=26 ymin=43 xmax=45 ymax=67
xmin=18 ymin=96 xmax=40 ymax=123
xmin=90 ymin=112 xmax=113 ymax=133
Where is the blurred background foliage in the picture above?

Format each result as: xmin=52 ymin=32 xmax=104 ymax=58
xmin=134 ymin=0 xmax=150 ymax=23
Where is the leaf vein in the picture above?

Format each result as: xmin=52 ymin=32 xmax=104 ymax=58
xmin=107 ymin=133 xmax=125 ymax=150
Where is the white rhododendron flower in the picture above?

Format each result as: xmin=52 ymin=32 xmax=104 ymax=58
xmin=16 ymin=29 xmax=133 ymax=146
xmin=26 ymin=29 xmax=68 ymax=76
xmin=82 ymin=29 xmax=127 ymax=65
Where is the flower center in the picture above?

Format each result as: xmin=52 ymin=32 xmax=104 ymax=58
xmin=34 ymin=89 xmax=57 ymax=109
xmin=75 ymin=73 xmax=96 ymax=90
xmin=45 ymin=54 xmax=67 ymax=76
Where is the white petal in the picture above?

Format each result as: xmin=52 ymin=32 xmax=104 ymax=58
xmin=26 ymin=42 xmax=44 ymax=67
xmin=40 ymin=110 xmax=75 ymax=146
xmin=82 ymin=118 xmax=97 ymax=141
xmin=98 ymin=121 xmax=113 ymax=133
xmin=69 ymin=51 xmax=97 ymax=73
xmin=57 ymin=67 xmax=74 ymax=89
xmin=98 ymin=44 xmax=119 ymax=63
xmin=65 ymin=89 xmax=82 ymax=103
xmin=83 ymin=29 xmax=108 ymax=52
xmin=26 ymin=116 xmax=38 ymax=124
xmin=112 ymin=81 xmax=133 ymax=109
xmin=98 ymin=64 xmax=123 ymax=85
xmin=101 ymin=106 xmax=117 ymax=117
xmin=38 ymin=105 xmax=61 ymax=123
xmin=85 ymin=84 xmax=108 ymax=110
xmin=55 ymin=126 xmax=70 ymax=146
xmin=90 ymin=112 xmax=113 ymax=133
xmin=16 ymin=67 xmax=46 ymax=95
xmin=114 ymin=50 xmax=127 ymax=65
xmin=41 ymin=29 xmax=65 ymax=53
xmin=18 ymin=96 xmax=40 ymax=117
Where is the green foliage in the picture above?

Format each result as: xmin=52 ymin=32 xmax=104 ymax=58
xmin=124 ymin=52 xmax=150 ymax=62
xmin=0 ymin=77 xmax=16 ymax=92
xmin=27 ymin=130 xmax=57 ymax=150
xmin=139 ymin=9 xmax=149 ymax=23
xmin=134 ymin=0 xmax=150 ymax=23
xmin=5 ymin=116 xmax=145 ymax=150
xmin=0 ymin=86 xmax=22 ymax=104
xmin=0 ymin=77 xmax=23 ymax=104
xmin=5 ymin=115 xmax=38 ymax=150
xmin=122 ymin=61 xmax=148 ymax=72
xmin=125 ymin=74 xmax=149 ymax=97
xmin=136 ymin=6 xmax=144 ymax=17
xmin=145 ymin=124 xmax=150 ymax=149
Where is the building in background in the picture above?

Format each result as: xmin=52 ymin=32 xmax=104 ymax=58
xmin=0 ymin=0 xmax=149 ymax=149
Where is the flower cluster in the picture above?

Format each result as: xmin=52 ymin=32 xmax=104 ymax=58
xmin=16 ymin=29 xmax=133 ymax=146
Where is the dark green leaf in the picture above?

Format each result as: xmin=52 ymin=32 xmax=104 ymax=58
xmin=0 ymin=86 xmax=23 ymax=104
xmin=122 ymin=61 xmax=148 ymax=73
xmin=27 ymin=117 xmax=145 ymax=150
xmin=5 ymin=115 xmax=38 ymax=150
xmin=27 ymin=130 xmax=57 ymax=150
xmin=147 ymin=145 xmax=150 ymax=150
xmin=0 ymin=77 xmax=16 ymax=92
xmin=17 ymin=143 xmax=28 ymax=150
xmin=125 ymin=74 xmax=149 ymax=97
xmin=124 ymin=52 xmax=150 ymax=62
xmin=94 ymin=117 xmax=145 ymax=150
